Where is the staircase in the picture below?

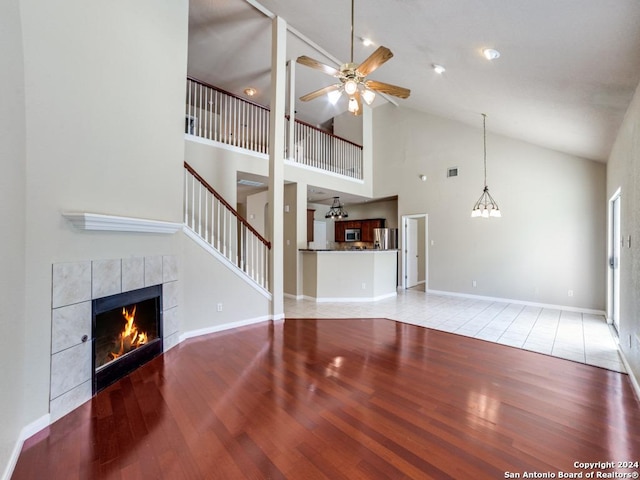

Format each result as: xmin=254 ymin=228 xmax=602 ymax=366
xmin=183 ymin=162 xmax=271 ymax=295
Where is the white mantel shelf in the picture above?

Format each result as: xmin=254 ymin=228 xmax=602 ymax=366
xmin=63 ymin=212 xmax=183 ymax=234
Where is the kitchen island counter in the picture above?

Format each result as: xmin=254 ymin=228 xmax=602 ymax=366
xmin=300 ymin=249 xmax=398 ymax=302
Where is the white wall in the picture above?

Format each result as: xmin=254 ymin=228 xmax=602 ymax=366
xmin=13 ymin=0 xmax=189 ymax=465
xmin=283 ymin=183 xmax=299 ymax=296
xmin=246 ymin=190 xmax=269 ymax=237
xmin=181 ymin=233 xmax=270 ymax=332
xmin=333 ymin=110 xmax=363 ymax=145
xmin=373 ymin=105 xmax=606 ymax=310
xmin=606 ymin=80 xmax=640 ymax=383
xmin=0 ymin=0 xmax=27 ymax=473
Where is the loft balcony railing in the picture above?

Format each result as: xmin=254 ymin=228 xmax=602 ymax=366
xmin=184 ymin=162 xmax=270 ymax=291
xmin=186 ymin=77 xmax=363 ymax=180
xmin=185 ymin=77 xmax=270 ymax=154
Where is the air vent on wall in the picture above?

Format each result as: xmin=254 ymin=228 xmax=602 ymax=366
xmin=447 ymin=167 xmax=458 ymax=178
xmin=238 ymin=179 xmax=265 ymax=187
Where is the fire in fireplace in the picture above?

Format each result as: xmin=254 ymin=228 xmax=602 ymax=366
xmin=92 ymin=285 xmax=163 ymax=393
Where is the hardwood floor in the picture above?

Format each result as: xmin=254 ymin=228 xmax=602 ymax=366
xmin=13 ymin=319 xmax=640 ymax=479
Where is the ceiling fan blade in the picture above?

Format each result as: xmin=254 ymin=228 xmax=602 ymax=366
xmin=299 ymin=84 xmax=340 ymax=102
xmin=296 ymin=56 xmax=340 ymax=77
xmin=356 ymin=46 xmax=394 ymax=77
xmin=365 ymin=80 xmax=411 ymax=99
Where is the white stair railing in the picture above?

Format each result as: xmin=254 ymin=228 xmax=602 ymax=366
xmin=186 ymin=77 xmax=363 ymax=180
xmin=184 ymin=162 xmax=270 ymax=291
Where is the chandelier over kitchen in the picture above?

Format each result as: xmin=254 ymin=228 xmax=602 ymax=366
xmin=325 ymin=196 xmax=348 ymax=219
xmin=471 ymin=114 xmax=501 ymax=218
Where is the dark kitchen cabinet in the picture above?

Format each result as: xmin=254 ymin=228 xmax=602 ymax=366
xmin=334 ymin=220 xmax=346 ymax=242
xmin=307 ymin=209 xmax=315 ymax=242
xmin=360 ymin=219 xmax=385 ymax=242
xmin=334 ymin=218 xmax=385 ymax=242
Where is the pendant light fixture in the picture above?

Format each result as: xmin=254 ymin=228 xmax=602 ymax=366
xmin=325 ymin=196 xmax=348 ymax=219
xmin=471 ymin=114 xmax=501 ymax=218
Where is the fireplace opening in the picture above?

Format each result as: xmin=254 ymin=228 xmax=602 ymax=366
xmin=92 ymin=285 xmax=163 ymax=393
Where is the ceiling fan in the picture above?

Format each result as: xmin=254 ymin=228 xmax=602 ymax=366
xmin=296 ymin=0 xmax=410 ymax=116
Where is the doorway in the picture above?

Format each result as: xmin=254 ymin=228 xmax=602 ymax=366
xmin=402 ymin=214 xmax=428 ymax=290
xmin=608 ymin=189 xmax=621 ymax=333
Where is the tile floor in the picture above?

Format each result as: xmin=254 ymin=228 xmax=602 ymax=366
xmin=284 ymin=286 xmax=625 ymax=373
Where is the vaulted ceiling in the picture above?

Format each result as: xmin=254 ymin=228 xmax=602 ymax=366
xmin=189 ymin=0 xmax=640 ymax=163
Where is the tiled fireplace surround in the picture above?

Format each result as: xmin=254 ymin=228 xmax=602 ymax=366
xmin=50 ymin=255 xmax=179 ymax=422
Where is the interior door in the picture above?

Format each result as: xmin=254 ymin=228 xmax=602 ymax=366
xmin=610 ymin=193 xmax=621 ymax=332
xmin=405 ymin=218 xmax=419 ymax=288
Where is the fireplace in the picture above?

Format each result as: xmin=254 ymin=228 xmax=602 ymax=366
xmin=92 ymin=284 xmax=163 ymax=393
xmin=50 ymin=255 xmax=179 ymax=422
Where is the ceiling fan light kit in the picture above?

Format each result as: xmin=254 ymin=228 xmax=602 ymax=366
xmin=348 ymin=97 xmax=360 ymax=113
xmin=328 ymin=88 xmax=342 ymax=105
xmin=361 ymin=88 xmax=376 ymax=105
xmin=344 ymin=78 xmax=358 ymax=95
xmin=296 ymin=0 xmax=410 ymax=116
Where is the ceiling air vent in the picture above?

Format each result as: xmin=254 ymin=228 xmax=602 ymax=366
xmin=447 ymin=167 xmax=458 ymax=178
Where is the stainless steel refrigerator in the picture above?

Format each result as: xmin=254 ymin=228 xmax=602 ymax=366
xmin=373 ymin=228 xmax=398 ymax=250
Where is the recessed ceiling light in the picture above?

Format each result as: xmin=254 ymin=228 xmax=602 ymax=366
xmin=244 ymin=87 xmax=257 ymax=97
xmin=482 ymin=48 xmax=500 ymax=61
xmin=432 ymin=64 xmax=446 ymax=74
xmin=360 ymin=37 xmax=373 ymax=47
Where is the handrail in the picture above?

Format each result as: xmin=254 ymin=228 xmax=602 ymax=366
xmin=184 ymin=162 xmax=271 ymax=290
xmin=187 ymin=76 xmax=269 ymax=112
xmin=285 ymin=115 xmax=362 ymax=149
xmin=184 ymin=162 xmax=271 ymax=249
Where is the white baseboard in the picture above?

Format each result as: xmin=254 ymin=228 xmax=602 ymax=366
xmin=618 ymin=348 xmax=640 ymax=402
xmin=2 ymin=414 xmax=50 ymax=480
xmin=304 ymin=291 xmax=397 ymax=303
xmin=426 ymin=289 xmax=606 ymax=316
xmin=284 ymin=293 xmax=304 ymax=300
xmin=179 ymin=315 xmax=272 ymax=342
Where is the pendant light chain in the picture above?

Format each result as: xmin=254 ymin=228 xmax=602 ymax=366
xmin=483 ymin=113 xmax=487 ymax=188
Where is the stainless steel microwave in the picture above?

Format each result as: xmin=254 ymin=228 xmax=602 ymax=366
xmin=345 ymin=228 xmax=361 ymax=242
